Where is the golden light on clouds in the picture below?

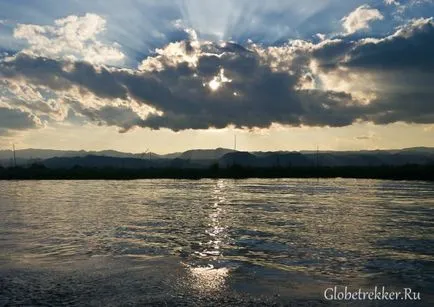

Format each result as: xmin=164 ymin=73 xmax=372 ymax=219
xmin=1 ymin=3 xmax=434 ymax=152
xmin=208 ymin=68 xmax=231 ymax=91
xmin=208 ymin=79 xmax=221 ymax=91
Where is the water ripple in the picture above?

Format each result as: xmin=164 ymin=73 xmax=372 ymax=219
xmin=1 ymin=178 xmax=433 ymax=305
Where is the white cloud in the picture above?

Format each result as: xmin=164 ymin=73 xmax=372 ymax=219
xmin=316 ymin=33 xmax=326 ymax=41
xmin=0 ymin=79 xmax=68 ymax=121
xmin=13 ymin=13 xmax=125 ymax=65
xmin=138 ymin=26 xmax=200 ymax=71
xmin=384 ymin=0 xmax=400 ymax=5
xmin=341 ymin=5 xmax=384 ymax=34
xmin=392 ymin=17 xmax=433 ymax=38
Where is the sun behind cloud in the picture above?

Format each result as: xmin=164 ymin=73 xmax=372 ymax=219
xmin=208 ymin=79 xmax=221 ymax=91
xmin=0 ymin=0 xmax=434 ymax=152
xmin=208 ymin=68 xmax=231 ymax=91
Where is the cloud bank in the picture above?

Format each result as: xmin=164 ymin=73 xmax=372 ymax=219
xmin=0 ymin=106 xmax=42 ymax=131
xmin=0 ymin=8 xmax=433 ymax=134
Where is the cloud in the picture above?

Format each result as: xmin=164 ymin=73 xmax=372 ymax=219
xmin=68 ymin=103 xmax=147 ymax=133
xmin=13 ymin=13 xmax=125 ymax=65
xmin=341 ymin=5 xmax=384 ymax=34
xmin=0 ymin=79 xmax=68 ymax=121
xmin=1 ymin=15 xmax=434 ymax=132
xmin=0 ymin=106 xmax=42 ymax=130
xmin=355 ymin=131 xmax=377 ymax=140
xmin=384 ymin=0 xmax=400 ymax=5
xmin=345 ymin=17 xmax=434 ymax=70
xmin=1 ymin=45 xmax=362 ymax=131
xmin=138 ymin=28 xmax=200 ymax=72
xmin=313 ymin=17 xmax=434 ymax=125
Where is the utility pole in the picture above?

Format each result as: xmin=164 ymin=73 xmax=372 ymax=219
xmin=143 ymin=148 xmax=151 ymax=166
xmin=315 ymin=145 xmax=320 ymax=181
xmin=12 ymin=144 xmax=17 ymax=167
xmin=234 ymin=135 xmax=237 ymax=151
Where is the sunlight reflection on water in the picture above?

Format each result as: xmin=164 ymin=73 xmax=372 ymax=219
xmin=188 ymin=180 xmax=231 ymax=292
xmin=186 ymin=264 xmax=230 ymax=294
xmin=1 ymin=178 xmax=433 ymax=305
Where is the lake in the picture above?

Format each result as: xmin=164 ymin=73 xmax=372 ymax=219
xmin=1 ymin=179 xmax=433 ymax=306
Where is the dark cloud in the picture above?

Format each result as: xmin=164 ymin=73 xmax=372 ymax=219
xmin=2 ymin=50 xmax=361 ymax=131
xmin=197 ymin=55 xmax=221 ymax=76
xmin=67 ymin=100 xmax=146 ymax=132
xmin=0 ymin=106 xmax=41 ymax=130
xmin=366 ymin=91 xmax=434 ymax=125
xmin=312 ymin=39 xmax=353 ymax=69
xmin=311 ymin=18 xmax=434 ymax=71
xmin=0 ymin=56 xmax=128 ymax=98
xmin=346 ymin=18 xmax=434 ymax=70
xmin=1 ymin=18 xmax=434 ymax=131
xmin=310 ymin=18 xmax=434 ymax=125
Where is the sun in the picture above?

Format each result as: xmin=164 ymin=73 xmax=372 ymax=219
xmin=208 ymin=68 xmax=231 ymax=91
xmin=209 ymin=79 xmax=221 ymax=91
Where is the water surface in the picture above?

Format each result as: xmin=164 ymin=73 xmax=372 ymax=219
xmin=1 ymin=179 xmax=433 ymax=305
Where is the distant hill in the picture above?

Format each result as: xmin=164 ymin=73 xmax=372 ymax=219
xmin=219 ymin=151 xmax=258 ymax=167
xmin=1 ymin=147 xmax=433 ymax=169
xmin=179 ymin=148 xmax=235 ymax=160
xmin=0 ymin=147 xmax=236 ymax=162
xmin=42 ymin=155 xmax=151 ymax=169
xmin=0 ymin=148 xmax=142 ymax=160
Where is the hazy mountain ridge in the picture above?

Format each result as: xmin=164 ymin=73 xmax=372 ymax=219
xmin=1 ymin=147 xmax=433 ymax=169
xmin=0 ymin=147 xmax=235 ymax=161
xmin=179 ymin=148 xmax=235 ymax=160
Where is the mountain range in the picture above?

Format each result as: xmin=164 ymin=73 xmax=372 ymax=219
xmin=1 ymin=147 xmax=433 ymax=169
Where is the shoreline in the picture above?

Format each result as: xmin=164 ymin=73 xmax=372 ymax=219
xmin=1 ymin=165 xmax=433 ymax=181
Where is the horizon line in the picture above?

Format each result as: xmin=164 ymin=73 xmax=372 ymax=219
xmin=0 ymin=146 xmax=433 ymax=156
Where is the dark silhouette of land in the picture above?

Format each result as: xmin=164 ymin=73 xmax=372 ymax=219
xmin=0 ymin=163 xmax=433 ymax=181
xmin=0 ymin=147 xmax=433 ymax=180
xmin=2 ymin=147 xmax=434 ymax=168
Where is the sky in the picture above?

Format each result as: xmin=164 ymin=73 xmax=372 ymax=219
xmin=0 ymin=0 xmax=433 ymax=153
